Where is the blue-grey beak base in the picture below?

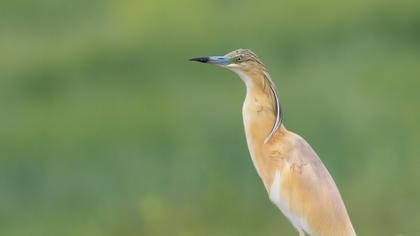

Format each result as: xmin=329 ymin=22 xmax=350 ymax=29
xmin=207 ymin=56 xmax=230 ymax=65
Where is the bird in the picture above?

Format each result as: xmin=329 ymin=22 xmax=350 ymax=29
xmin=190 ymin=49 xmax=356 ymax=236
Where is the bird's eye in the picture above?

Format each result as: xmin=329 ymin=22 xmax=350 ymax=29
xmin=236 ymin=57 xmax=242 ymax=62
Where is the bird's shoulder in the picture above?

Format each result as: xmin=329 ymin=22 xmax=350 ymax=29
xmin=266 ymin=129 xmax=328 ymax=178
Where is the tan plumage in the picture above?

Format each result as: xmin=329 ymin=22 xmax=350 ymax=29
xmin=191 ymin=49 xmax=356 ymax=236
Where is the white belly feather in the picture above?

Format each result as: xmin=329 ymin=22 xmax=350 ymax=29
xmin=269 ymin=170 xmax=309 ymax=234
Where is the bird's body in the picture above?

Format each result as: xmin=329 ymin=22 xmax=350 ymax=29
xmin=191 ymin=49 xmax=356 ymax=236
xmin=241 ymin=72 xmax=355 ymax=236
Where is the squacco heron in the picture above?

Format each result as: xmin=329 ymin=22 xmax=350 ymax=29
xmin=190 ymin=49 xmax=356 ymax=236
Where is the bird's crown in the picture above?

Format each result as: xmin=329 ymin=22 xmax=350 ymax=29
xmin=225 ymin=49 xmax=264 ymax=65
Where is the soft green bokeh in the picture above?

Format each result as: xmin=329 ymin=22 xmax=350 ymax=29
xmin=1 ymin=0 xmax=419 ymax=235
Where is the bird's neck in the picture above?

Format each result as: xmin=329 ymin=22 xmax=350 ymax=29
xmin=241 ymin=71 xmax=277 ymax=142
xmin=236 ymin=69 xmax=281 ymax=142
xmin=236 ymin=69 xmax=285 ymax=187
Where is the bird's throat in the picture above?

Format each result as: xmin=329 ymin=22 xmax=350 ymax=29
xmin=239 ymin=70 xmax=278 ymax=144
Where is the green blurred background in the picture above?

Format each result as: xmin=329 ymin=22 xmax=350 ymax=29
xmin=1 ymin=0 xmax=419 ymax=235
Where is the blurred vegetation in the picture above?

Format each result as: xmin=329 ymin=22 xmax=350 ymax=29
xmin=0 ymin=0 xmax=419 ymax=235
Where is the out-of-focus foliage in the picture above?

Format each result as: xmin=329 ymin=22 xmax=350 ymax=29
xmin=0 ymin=0 xmax=419 ymax=235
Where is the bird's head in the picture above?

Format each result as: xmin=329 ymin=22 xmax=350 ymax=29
xmin=190 ymin=48 xmax=265 ymax=74
xmin=190 ymin=49 xmax=283 ymax=143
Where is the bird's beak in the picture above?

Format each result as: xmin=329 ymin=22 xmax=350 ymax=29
xmin=189 ymin=56 xmax=230 ymax=65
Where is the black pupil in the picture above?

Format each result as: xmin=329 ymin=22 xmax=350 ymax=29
xmin=238 ymin=57 xmax=241 ymax=61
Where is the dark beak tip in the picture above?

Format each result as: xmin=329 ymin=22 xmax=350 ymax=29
xmin=189 ymin=57 xmax=209 ymax=63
